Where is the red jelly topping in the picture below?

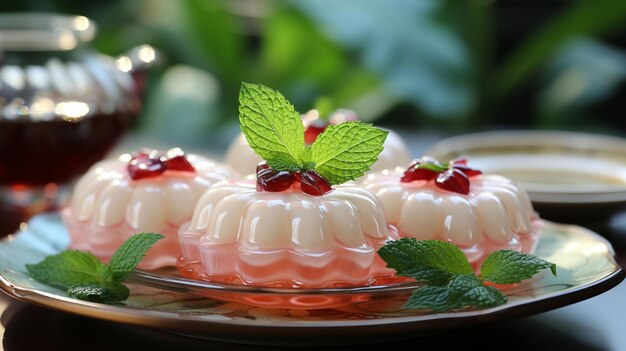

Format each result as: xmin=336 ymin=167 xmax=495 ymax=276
xmin=401 ymin=157 xmax=481 ymax=195
xmin=255 ymin=162 xmax=332 ymax=196
xmin=256 ymin=162 xmax=295 ymax=192
xmin=127 ymin=149 xmax=196 ymax=180
xmin=167 ymin=155 xmax=195 ymax=172
xmin=127 ymin=152 xmax=167 ymax=180
xmin=296 ymin=170 xmax=332 ymax=196
xmin=435 ymin=168 xmax=470 ymax=194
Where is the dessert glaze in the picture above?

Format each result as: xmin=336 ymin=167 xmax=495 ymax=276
xmin=361 ymin=168 xmax=542 ymax=268
xmin=62 ymin=152 xmax=237 ymax=269
xmin=177 ymin=180 xmax=399 ymax=288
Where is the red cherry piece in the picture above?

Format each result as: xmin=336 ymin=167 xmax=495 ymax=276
xmin=452 ymin=164 xmax=482 ymax=177
xmin=127 ymin=152 xmax=167 ymax=180
xmin=435 ymin=169 xmax=470 ymax=194
xmin=256 ymin=162 xmax=295 ymax=192
xmin=297 ymin=170 xmax=332 ymax=196
xmin=167 ymin=155 xmax=196 ymax=172
xmin=304 ymin=125 xmax=327 ymax=145
xmin=401 ymin=167 xmax=438 ymax=183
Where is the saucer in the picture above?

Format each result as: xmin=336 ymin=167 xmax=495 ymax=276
xmin=425 ymin=130 xmax=626 ymax=222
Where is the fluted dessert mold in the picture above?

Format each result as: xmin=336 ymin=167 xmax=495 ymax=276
xmin=177 ymin=180 xmax=399 ymax=288
xmin=62 ymin=153 xmax=237 ymax=269
xmin=361 ymin=168 xmax=542 ymax=268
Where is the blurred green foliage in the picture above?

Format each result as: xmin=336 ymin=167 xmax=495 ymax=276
xmin=2 ymin=0 xmax=626 ymax=148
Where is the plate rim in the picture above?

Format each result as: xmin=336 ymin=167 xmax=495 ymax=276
xmin=0 ymin=219 xmax=623 ymax=331
xmin=1 ymin=268 xmax=623 ymax=330
xmin=424 ymin=130 xmax=626 ymax=205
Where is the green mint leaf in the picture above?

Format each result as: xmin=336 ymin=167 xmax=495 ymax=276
xmin=108 ymin=233 xmax=164 ymax=281
xmin=26 ymin=250 xmax=111 ymax=290
xmin=239 ymin=82 xmax=305 ymax=169
xmin=310 ymin=122 xmax=388 ymax=184
xmin=447 ymin=272 xmax=483 ymax=291
xmin=480 ymin=250 xmax=557 ymax=284
xmin=67 ymin=283 xmax=130 ymax=303
xmin=447 ymin=274 xmax=507 ymax=308
xmin=27 ymin=233 xmax=164 ymax=304
xmin=404 ymin=274 xmax=507 ymax=311
xmin=404 ymin=286 xmax=452 ymax=310
xmin=266 ymin=152 xmax=303 ymax=172
xmin=419 ymin=162 xmax=447 ymax=173
xmin=459 ymin=284 xmax=507 ymax=308
xmin=377 ymin=238 xmax=474 ymax=285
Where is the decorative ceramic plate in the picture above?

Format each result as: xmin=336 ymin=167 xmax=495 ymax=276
xmin=0 ymin=213 xmax=623 ymax=346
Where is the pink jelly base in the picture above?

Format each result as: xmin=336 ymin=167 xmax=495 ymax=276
xmin=178 ymin=218 xmax=543 ymax=288
xmin=177 ymin=224 xmax=402 ymax=288
xmin=61 ymin=208 xmax=182 ymax=269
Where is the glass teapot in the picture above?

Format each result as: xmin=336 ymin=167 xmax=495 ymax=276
xmin=0 ymin=13 xmax=157 ymax=232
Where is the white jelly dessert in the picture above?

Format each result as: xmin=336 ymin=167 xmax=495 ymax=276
xmin=62 ymin=148 xmax=237 ymax=269
xmin=177 ymin=83 xmax=398 ymax=288
xmin=360 ymin=157 xmax=542 ymax=268
xmin=178 ymin=178 xmax=397 ymax=288
xmin=225 ymin=108 xmax=412 ymax=176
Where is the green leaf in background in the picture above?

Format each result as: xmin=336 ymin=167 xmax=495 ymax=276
xmin=294 ymin=0 xmax=474 ymax=118
xmin=480 ymin=250 xmax=557 ymax=285
xmin=181 ymin=0 xmax=245 ymax=84
xmin=310 ymin=122 xmax=388 ymax=184
xmin=258 ymin=6 xmax=382 ymax=119
xmin=313 ymin=96 xmax=335 ymax=120
xmin=538 ymin=38 xmax=626 ymax=128
xmin=239 ymin=82 xmax=305 ymax=168
xmin=494 ymin=0 xmax=626 ymax=98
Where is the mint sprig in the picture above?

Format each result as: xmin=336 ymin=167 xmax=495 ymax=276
xmin=238 ymin=83 xmax=387 ymax=184
xmin=378 ymin=238 xmax=557 ymax=312
xmin=26 ymin=233 xmax=164 ymax=303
